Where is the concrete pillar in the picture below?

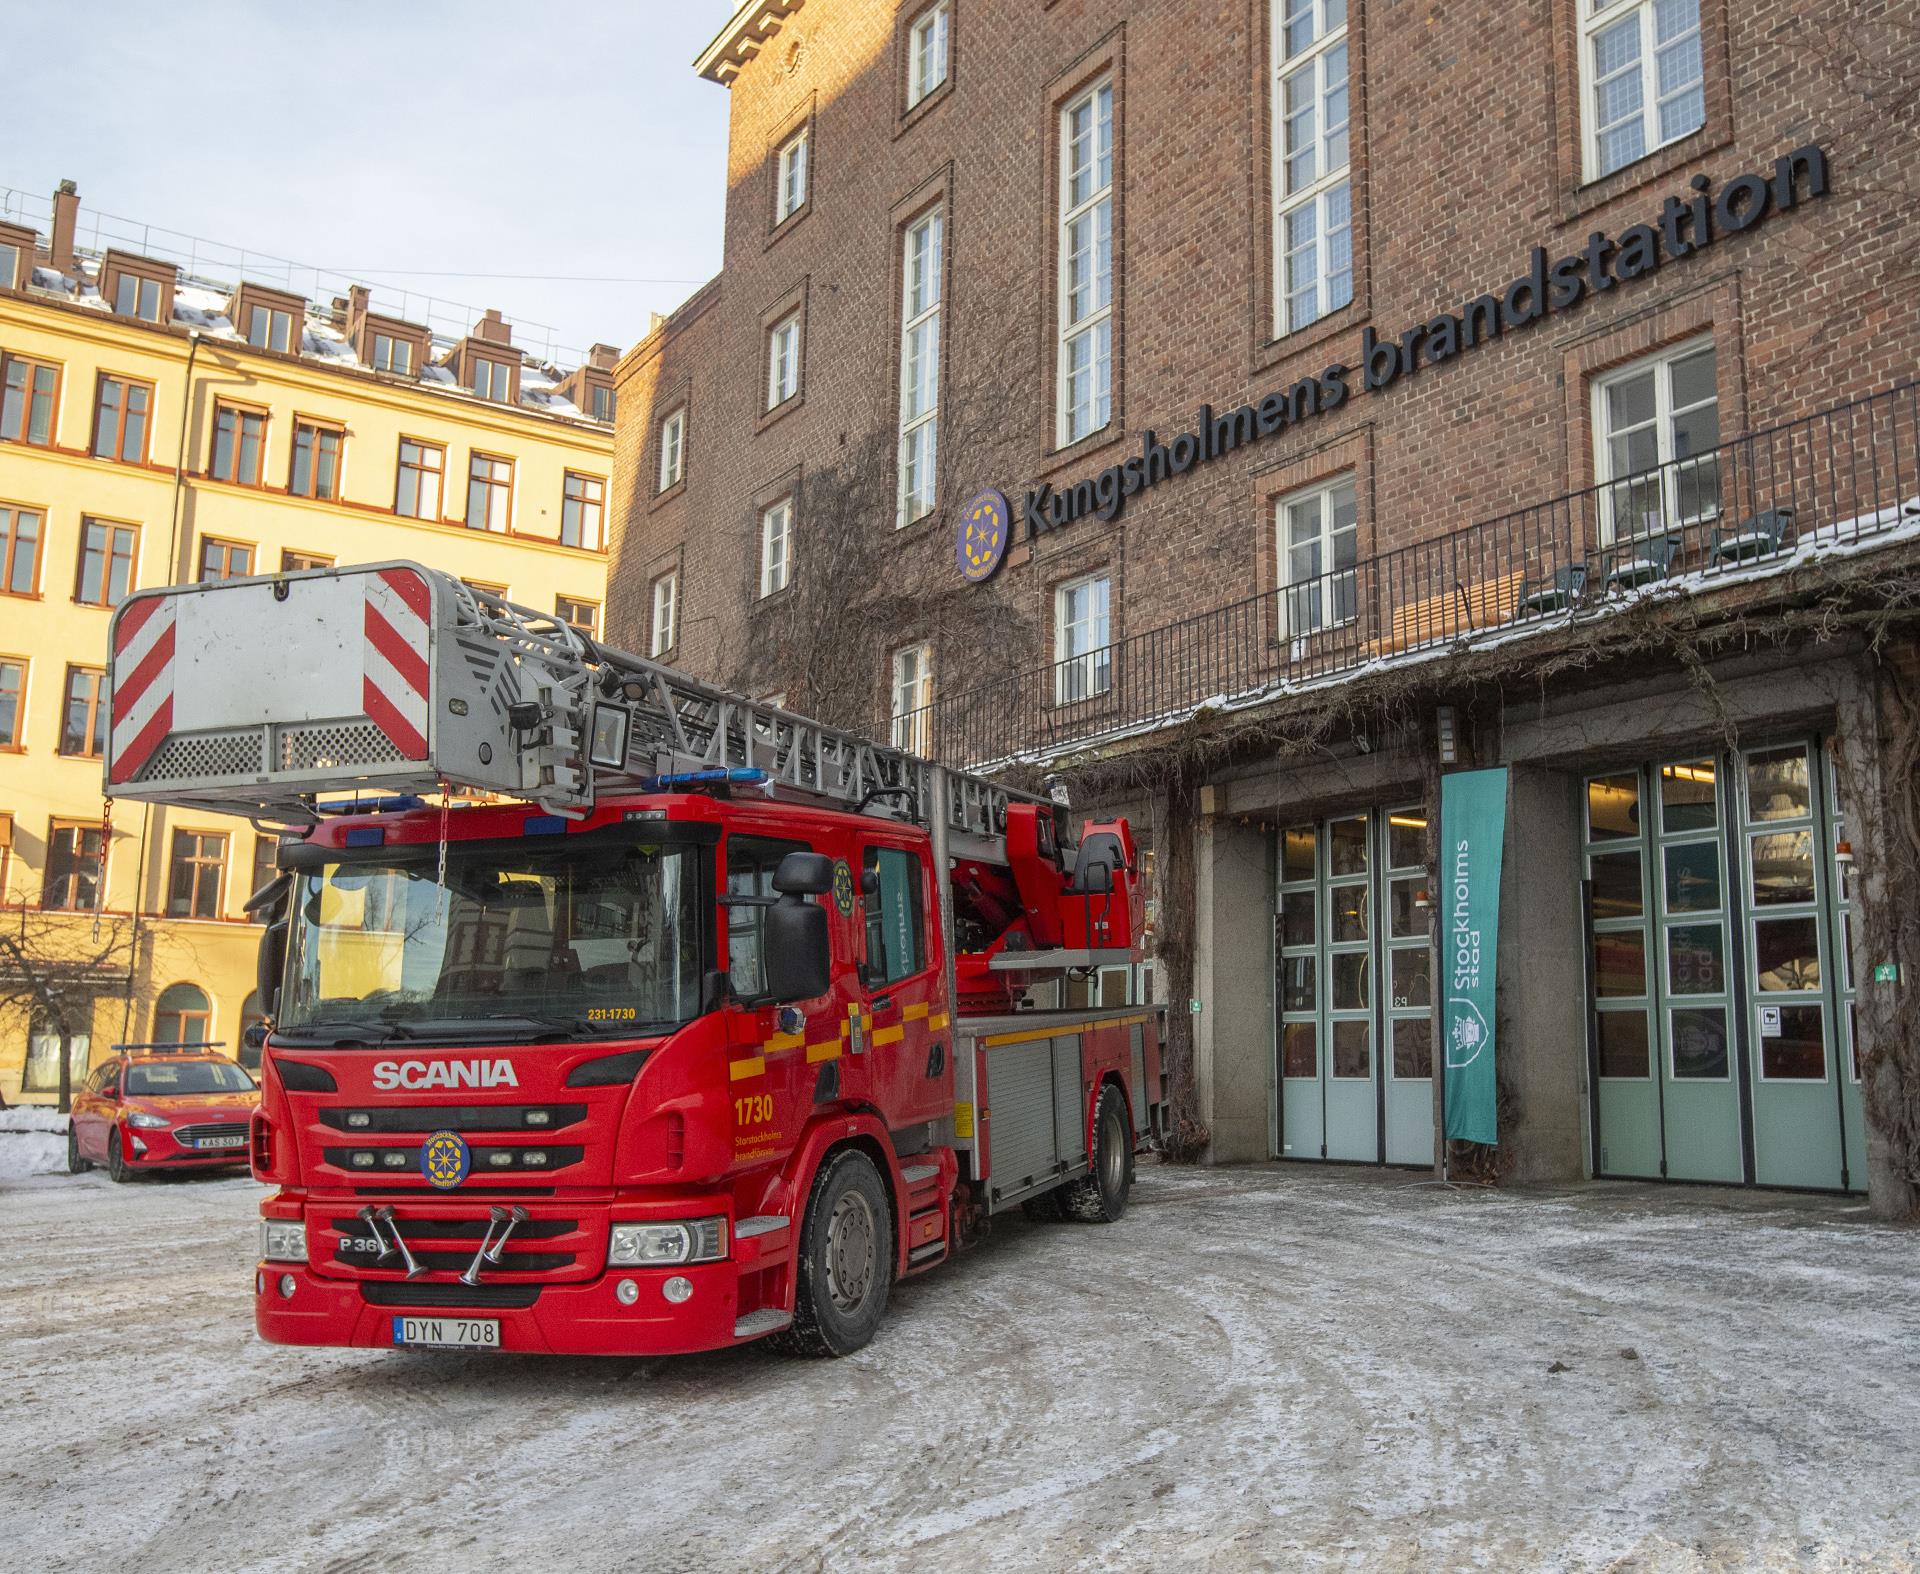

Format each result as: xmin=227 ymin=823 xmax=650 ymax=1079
xmin=1493 ymin=765 xmax=1589 ymax=1183
xmin=1194 ymin=799 xmax=1274 ymax=1163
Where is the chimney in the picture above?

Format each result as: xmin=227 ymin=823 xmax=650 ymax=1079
xmin=588 ymin=342 xmax=620 ymax=370
xmin=346 ymin=284 xmax=371 ymax=346
xmin=49 ymin=179 xmax=79 ymax=275
xmin=475 ymin=308 xmax=511 ymax=346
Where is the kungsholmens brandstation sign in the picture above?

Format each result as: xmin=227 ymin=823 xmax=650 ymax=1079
xmin=957 ymin=143 xmax=1831 ymax=580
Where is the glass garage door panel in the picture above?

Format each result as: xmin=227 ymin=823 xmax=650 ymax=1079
xmin=1322 ymin=817 xmax=1377 ymax=1162
xmin=1587 ymin=770 xmax=1664 ymax=1179
xmin=1383 ymin=809 xmax=1435 ymax=1166
xmin=1276 ymin=825 xmax=1325 ymax=1161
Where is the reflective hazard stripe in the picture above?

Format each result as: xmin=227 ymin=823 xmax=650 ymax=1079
xmin=362 ymin=569 xmax=431 ymax=759
xmin=728 ymin=1056 xmax=765 ymax=1081
xmin=108 ymin=594 xmax=177 ymax=784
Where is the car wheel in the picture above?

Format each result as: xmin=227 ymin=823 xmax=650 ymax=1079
xmin=1062 ymin=1085 xmax=1133 ymax=1223
xmin=773 ymin=1149 xmax=893 ymax=1358
xmin=66 ymin=1123 xmax=91 ymax=1174
xmin=106 ymin=1127 xmax=133 ymax=1184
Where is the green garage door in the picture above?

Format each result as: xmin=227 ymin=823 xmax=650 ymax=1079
xmin=1276 ymin=806 xmax=1435 ymax=1167
xmin=1585 ymin=740 xmax=1863 ymax=1191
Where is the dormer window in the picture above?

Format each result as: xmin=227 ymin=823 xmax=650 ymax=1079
xmin=371 ymin=333 xmax=412 ymax=374
xmin=470 ymin=356 xmax=513 ymax=403
xmin=102 ymin=252 xmax=175 ymax=324
xmin=591 ymin=383 xmax=615 ymax=423
xmin=246 ymin=305 xmax=295 ymax=353
xmin=232 ymin=283 xmax=307 ymax=357
xmin=0 ymin=222 xmax=32 ymax=292
xmin=115 ymin=273 xmax=163 ymax=321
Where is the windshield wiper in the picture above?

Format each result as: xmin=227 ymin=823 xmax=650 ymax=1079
xmin=272 ymin=1017 xmax=417 ymax=1046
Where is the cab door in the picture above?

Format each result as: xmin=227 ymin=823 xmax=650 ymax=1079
xmin=854 ymin=837 xmax=948 ymax=1128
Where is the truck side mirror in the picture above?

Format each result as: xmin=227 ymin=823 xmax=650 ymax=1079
xmin=763 ymin=894 xmax=831 ymax=1003
xmin=257 ymin=918 xmax=289 ymax=1022
xmin=772 ymin=851 xmax=835 ymax=896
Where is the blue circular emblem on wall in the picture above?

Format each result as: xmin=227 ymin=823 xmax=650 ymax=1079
xmin=957 ymin=488 xmax=1011 ymax=582
xmin=421 ymin=1130 xmax=471 ymax=1190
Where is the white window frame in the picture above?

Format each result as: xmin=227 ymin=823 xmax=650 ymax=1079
xmin=908 ymin=1 xmax=951 ymax=108
xmin=1592 ymin=335 xmax=1720 ymax=543
xmin=658 ymin=408 xmax=686 ymax=492
xmin=651 ymin=573 xmax=678 ymax=657
xmin=1057 ymin=77 xmax=1114 ymax=448
xmin=767 ymin=314 xmax=801 ymax=410
xmin=897 ymin=209 xmax=944 ymax=528
xmin=1277 ymin=473 xmax=1359 ymax=638
xmin=1053 ymin=573 xmax=1112 ymax=705
xmin=1579 ymin=0 xmax=1706 ymax=182
xmin=890 ymin=643 xmax=934 ymax=755
xmin=776 ymin=128 xmax=809 ymax=224
xmin=1271 ymin=0 xmax=1352 ymax=338
xmin=760 ymin=497 xmax=793 ymax=598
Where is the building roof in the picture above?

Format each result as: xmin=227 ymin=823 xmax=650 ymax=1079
xmin=695 ymin=0 xmax=807 ymax=85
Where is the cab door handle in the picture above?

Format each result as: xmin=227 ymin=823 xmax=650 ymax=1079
xmin=870 ymin=994 xmax=893 ymax=1012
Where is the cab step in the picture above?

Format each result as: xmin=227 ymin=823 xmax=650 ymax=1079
xmin=734 ymin=1308 xmax=794 ymax=1340
xmin=908 ymin=1240 xmax=947 ymax=1265
xmin=900 ymin=1163 xmax=940 ymax=1184
xmin=734 ymin=1215 xmax=788 ymax=1239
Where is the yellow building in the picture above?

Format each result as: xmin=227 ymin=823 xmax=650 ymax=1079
xmin=0 ymin=182 xmax=618 ymax=1102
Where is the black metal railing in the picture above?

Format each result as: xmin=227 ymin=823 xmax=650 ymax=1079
xmin=913 ymin=381 xmax=1920 ymax=767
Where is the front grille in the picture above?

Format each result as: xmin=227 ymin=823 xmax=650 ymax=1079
xmin=318 ymin=1105 xmax=587 ymax=1134
xmin=323 ymin=1145 xmax=584 ymax=1176
xmin=328 ymin=1215 xmax=574 ymax=1242
xmin=336 ymin=1244 xmax=573 ymax=1273
xmin=362 ymin=1282 xmax=541 ymax=1309
xmin=351 ymin=1186 xmax=555 ymax=1197
xmin=173 ymin=1122 xmax=251 ymax=1146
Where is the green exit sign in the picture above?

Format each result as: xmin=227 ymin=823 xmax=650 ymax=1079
xmin=1874 ymin=963 xmax=1900 ymax=983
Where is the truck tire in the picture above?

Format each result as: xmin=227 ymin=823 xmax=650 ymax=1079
xmin=66 ymin=1124 xmax=91 ymax=1174
xmin=1062 ymin=1085 xmax=1132 ymax=1223
xmin=775 ymin=1149 xmax=894 ymax=1358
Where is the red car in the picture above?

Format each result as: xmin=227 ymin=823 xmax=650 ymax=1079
xmin=67 ymin=1046 xmax=260 ymax=1181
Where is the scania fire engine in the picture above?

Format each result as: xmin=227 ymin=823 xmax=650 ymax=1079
xmin=104 ymin=563 xmax=1164 ymax=1357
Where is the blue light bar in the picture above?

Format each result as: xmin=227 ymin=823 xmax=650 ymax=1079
xmin=524 ymin=814 xmax=568 ymax=835
xmin=343 ymin=826 xmax=387 ymax=847
xmin=642 ymin=768 xmax=770 ymax=791
xmin=315 ymin=795 xmax=427 ymax=816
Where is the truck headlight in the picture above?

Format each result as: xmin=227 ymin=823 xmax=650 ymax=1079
xmin=127 ymin=1110 xmax=171 ymax=1129
xmin=607 ymin=1218 xmax=727 ymax=1267
xmin=260 ymin=1220 xmax=308 ymax=1263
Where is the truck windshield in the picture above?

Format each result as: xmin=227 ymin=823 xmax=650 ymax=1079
xmin=279 ymin=839 xmax=704 ymax=1040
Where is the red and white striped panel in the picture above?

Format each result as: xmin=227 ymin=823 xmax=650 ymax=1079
xmin=108 ymin=592 xmax=178 ymax=784
xmin=362 ymin=568 xmax=432 ymax=760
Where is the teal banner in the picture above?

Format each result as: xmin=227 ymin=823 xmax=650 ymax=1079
xmin=1441 ymin=767 xmax=1508 ymax=1145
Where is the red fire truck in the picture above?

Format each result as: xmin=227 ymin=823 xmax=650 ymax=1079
xmin=105 ymin=563 xmax=1163 ymax=1357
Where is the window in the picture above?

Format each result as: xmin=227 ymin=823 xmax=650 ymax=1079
xmin=92 ymin=374 xmax=152 ymax=462
xmin=153 ymin=983 xmax=213 ymax=1045
xmin=1 ymin=354 xmax=60 ymax=446
xmin=463 ymin=578 xmax=509 ymax=601
xmin=1594 ymin=338 xmax=1719 ymax=541
xmin=658 ymin=408 xmax=686 ymax=492
xmin=246 ymin=305 xmax=295 ymax=353
xmin=0 ymin=240 xmax=20 ymax=291
xmin=767 ymin=314 xmax=801 ymax=410
xmin=289 ymin=419 xmax=343 ymax=501
xmin=396 ymin=439 xmax=445 ymax=521
xmin=1054 ymin=573 xmax=1112 ymax=703
xmin=466 ymin=453 xmax=514 ymax=532
xmin=1279 ymin=474 xmax=1358 ymax=635
xmin=76 ymin=520 xmax=137 ymax=608
xmin=776 ymin=127 xmax=809 ymax=223
xmin=470 ymin=356 xmax=513 ymax=402
xmin=209 ymin=404 xmax=267 ymax=485
xmin=862 ymin=845 xmax=928 ymax=986
xmin=891 ymin=643 xmax=933 ymax=755
xmin=0 ymin=658 xmax=23 ymax=748
xmin=727 ymin=835 xmax=810 ymax=998
xmin=1273 ymin=0 xmax=1352 ymax=335
xmin=113 ymin=272 xmax=164 ymax=322
xmin=371 ymin=333 xmax=413 ymax=374
xmin=561 ymin=472 xmax=606 ymax=550
xmin=59 ymin=666 xmax=107 ymax=758
xmin=1058 ymin=79 xmax=1114 ymax=446
xmin=908 ymin=1 xmax=951 ymax=107
xmin=1582 ymin=0 xmax=1705 ymax=180
xmin=760 ymin=497 xmax=793 ymax=597
xmin=2 ymin=504 xmax=42 ymax=595
xmin=168 ymin=830 xmax=227 ymax=919
xmin=556 ymin=595 xmax=599 ymax=638
xmin=651 ymin=573 xmax=678 ymax=657
xmin=43 ymin=821 xmax=105 ymax=911
xmin=898 ymin=209 xmax=943 ymax=526
xmin=591 ymin=383 xmax=616 ymax=423
xmin=198 ymin=537 xmax=253 ymax=582
xmin=22 ymin=1024 xmax=89 ymax=1094
xmin=281 ymin=549 xmax=332 ymax=573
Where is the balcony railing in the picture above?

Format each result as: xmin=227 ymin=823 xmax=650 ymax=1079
xmin=913 ymin=381 xmax=1920 ymax=768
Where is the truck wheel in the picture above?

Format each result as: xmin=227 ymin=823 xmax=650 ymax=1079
xmin=1063 ymin=1085 xmax=1132 ymax=1223
xmin=776 ymin=1149 xmax=893 ymax=1358
xmin=66 ymin=1124 xmax=91 ymax=1174
xmin=106 ymin=1129 xmax=132 ymax=1184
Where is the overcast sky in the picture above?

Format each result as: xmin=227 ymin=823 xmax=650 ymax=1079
xmin=4 ymin=1 xmax=732 ymax=363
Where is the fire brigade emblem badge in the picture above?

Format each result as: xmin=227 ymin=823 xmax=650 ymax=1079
xmin=421 ymin=1130 xmax=471 ymax=1190
xmin=956 ymin=488 xmax=1010 ymax=583
xmin=832 ymin=860 xmax=856 ymax=916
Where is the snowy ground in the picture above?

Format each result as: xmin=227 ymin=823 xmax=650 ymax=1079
xmin=0 ymin=1162 xmax=1915 ymax=1574
xmin=0 ymin=1105 xmax=69 ymax=1181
